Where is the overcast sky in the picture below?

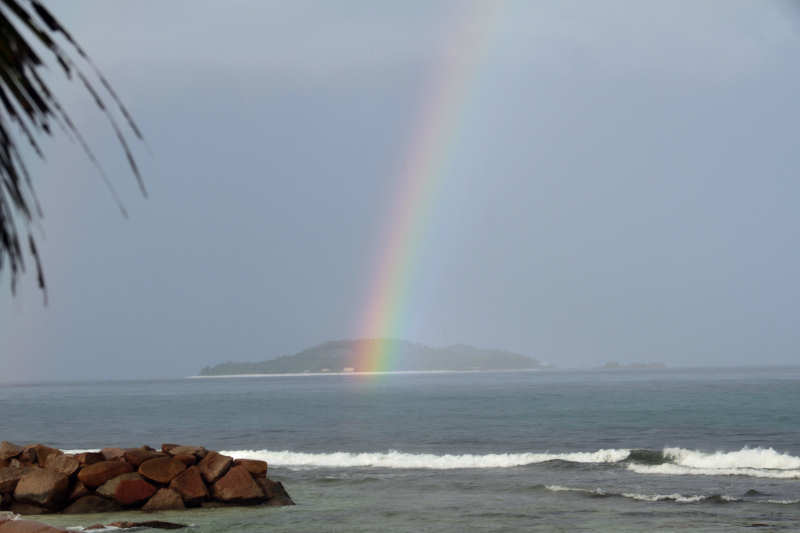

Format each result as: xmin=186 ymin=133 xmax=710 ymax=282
xmin=2 ymin=1 xmax=800 ymax=381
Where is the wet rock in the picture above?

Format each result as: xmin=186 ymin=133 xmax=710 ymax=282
xmin=43 ymin=456 xmax=79 ymax=478
xmin=256 ymin=478 xmax=295 ymax=506
xmin=9 ymin=501 xmax=51 ymax=515
xmin=77 ymin=461 xmax=133 ymax=489
xmin=13 ymin=469 xmax=69 ymax=509
xmin=23 ymin=447 xmax=61 ymax=468
xmin=142 ymin=489 xmax=185 ymax=511
xmin=73 ymin=453 xmax=104 ymax=466
xmin=67 ymin=481 xmax=89 ymax=502
xmin=0 ymin=467 xmax=35 ymax=493
xmin=63 ymin=494 xmax=122 ymax=514
xmin=97 ymin=473 xmax=156 ymax=507
xmin=0 ymin=518 xmax=68 ymax=532
xmin=100 ymin=449 xmax=125 ymax=461
xmin=138 ymin=457 xmax=186 ymax=485
xmin=212 ymin=466 xmax=263 ymax=503
xmin=123 ymin=449 xmax=165 ymax=468
xmin=167 ymin=446 xmax=206 ymax=459
xmin=168 ymin=466 xmax=207 ymax=506
xmin=173 ymin=455 xmax=195 ymax=467
xmin=107 ymin=521 xmax=186 ymax=530
xmin=0 ymin=443 xmax=22 ymax=462
xmin=233 ymin=459 xmax=267 ymax=478
xmin=197 ymin=452 xmax=232 ymax=484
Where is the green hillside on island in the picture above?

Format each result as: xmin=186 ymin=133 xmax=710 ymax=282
xmin=199 ymin=339 xmax=544 ymax=375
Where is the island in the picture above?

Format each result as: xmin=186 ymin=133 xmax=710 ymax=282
xmin=199 ymin=339 xmax=544 ymax=375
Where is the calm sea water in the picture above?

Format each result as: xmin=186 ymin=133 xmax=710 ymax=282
xmin=2 ymin=367 xmax=800 ymax=532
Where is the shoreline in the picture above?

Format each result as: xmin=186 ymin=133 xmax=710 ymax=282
xmin=188 ymin=368 xmax=545 ymax=379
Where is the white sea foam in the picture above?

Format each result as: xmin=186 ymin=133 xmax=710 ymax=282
xmin=544 ymin=486 xmax=737 ymax=503
xmin=627 ymin=463 xmax=800 ymax=479
xmin=220 ymin=448 xmax=631 ymax=470
xmin=766 ymin=499 xmax=800 ymax=505
xmin=664 ymin=447 xmax=800 ymax=470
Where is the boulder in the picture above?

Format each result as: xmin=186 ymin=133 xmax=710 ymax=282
xmin=100 ymin=448 xmax=125 ymax=461
xmin=73 ymin=453 xmax=104 ymax=466
xmin=168 ymin=467 xmax=207 ymax=506
xmin=138 ymin=457 xmax=186 ymax=485
xmin=13 ymin=469 xmax=69 ymax=509
xmin=0 ymin=459 xmax=7 ymax=469
xmin=0 ymin=519 xmax=68 ymax=532
xmin=0 ymin=443 xmax=22 ymax=462
xmin=43 ymin=455 xmax=79 ymax=478
xmin=63 ymin=495 xmax=121 ymax=514
xmin=197 ymin=452 xmax=232 ymax=484
xmin=23 ymin=446 xmax=61 ymax=467
xmin=77 ymin=461 xmax=133 ymax=488
xmin=142 ymin=489 xmax=185 ymax=511
xmin=160 ymin=444 xmax=180 ymax=454
xmin=0 ymin=466 xmax=34 ymax=493
xmin=123 ymin=449 xmax=165 ymax=468
xmin=256 ymin=478 xmax=295 ymax=506
xmin=97 ymin=473 xmax=156 ymax=507
xmin=173 ymin=455 xmax=195 ymax=467
xmin=167 ymin=446 xmax=206 ymax=459
xmin=211 ymin=466 xmax=263 ymax=503
xmin=67 ymin=481 xmax=89 ymax=502
xmin=8 ymin=502 xmax=50 ymax=515
xmin=233 ymin=459 xmax=267 ymax=478
xmin=106 ymin=522 xmax=186 ymax=530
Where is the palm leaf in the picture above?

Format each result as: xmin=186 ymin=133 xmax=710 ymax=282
xmin=0 ymin=0 xmax=143 ymax=301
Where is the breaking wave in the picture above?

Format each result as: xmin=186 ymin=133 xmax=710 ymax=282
xmin=62 ymin=445 xmax=800 ymax=479
xmin=220 ymin=448 xmax=631 ymax=470
xmin=544 ymin=486 xmax=740 ymax=504
xmin=627 ymin=447 xmax=800 ymax=479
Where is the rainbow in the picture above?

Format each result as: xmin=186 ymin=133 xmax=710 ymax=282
xmin=352 ymin=3 xmax=502 ymax=373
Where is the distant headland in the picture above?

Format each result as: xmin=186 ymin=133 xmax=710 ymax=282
xmin=198 ymin=339 xmax=544 ymax=376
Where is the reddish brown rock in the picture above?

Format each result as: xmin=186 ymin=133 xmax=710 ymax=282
xmin=73 ymin=452 xmax=105 ymax=466
xmin=107 ymin=522 xmax=187 ymax=530
xmin=13 ymin=469 xmax=69 ymax=509
xmin=0 ymin=459 xmax=8 ymax=468
xmin=43 ymin=455 xmax=79 ymax=478
xmin=97 ymin=473 xmax=156 ymax=507
xmin=138 ymin=457 xmax=186 ymax=485
xmin=100 ymin=448 xmax=125 ymax=461
xmin=9 ymin=502 xmax=52 ymax=515
xmin=0 ymin=442 xmax=22 ymax=462
xmin=0 ymin=518 xmax=68 ymax=532
xmin=77 ymin=461 xmax=133 ymax=489
xmin=197 ymin=452 xmax=232 ymax=484
xmin=233 ymin=459 xmax=267 ymax=478
xmin=173 ymin=454 xmax=195 ymax=467
xmin=167 ymin=446 xmax=206 ymax=459
xmin=23 ymin=446 xmax=61 ymax=467
xmin=0 ymin=466 xmax=34 ymax=493
xmin=63 ymin=495 xmax=122 ymax=514
xmin=211 ymin=466 xmax=263 ymax=503
xmin=142 ymin=488 xmax=185 ymax=511
xmin=68 ymin=481 xmax=89 ymax=501
xmin=123 ymin=449 xmax=165 ymax=468
xmin=160 ymin=444 xmax=179 ymax=454
xmin=256 ymin=478 xmax=295 ymax=506
xmin=168 ymin=466 xmax=207 ymax=506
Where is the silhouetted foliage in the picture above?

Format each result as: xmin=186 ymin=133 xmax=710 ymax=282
xmin=0 ymin=0 xmax=143 ymax=302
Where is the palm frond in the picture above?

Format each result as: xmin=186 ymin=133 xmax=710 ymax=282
xmin=0 ymin=0 xmax=142 ymax=301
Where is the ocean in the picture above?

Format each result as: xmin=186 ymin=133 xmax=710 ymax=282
xmin=2 ymin=367 xmax=800 ymax=532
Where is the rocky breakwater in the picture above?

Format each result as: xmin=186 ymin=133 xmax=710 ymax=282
xmin=0 ymin=441 xmax=293 ymax=515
